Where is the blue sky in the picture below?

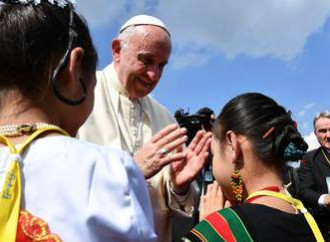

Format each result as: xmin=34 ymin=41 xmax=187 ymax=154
xmin=77 ymin=0 xmax=330 ymax=149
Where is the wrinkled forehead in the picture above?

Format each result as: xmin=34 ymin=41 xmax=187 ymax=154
xmin=124 ymin=26 xmax=172 ymax=64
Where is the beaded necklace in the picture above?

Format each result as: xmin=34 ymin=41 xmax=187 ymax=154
xmin=0 ymin=123 xmax=60 ymax=137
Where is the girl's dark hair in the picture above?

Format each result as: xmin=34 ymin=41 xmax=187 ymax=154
xmin=214 ymin=93 xmax=308 ymax=167
xmin=0 ymin=0 xmax=98 ymax=101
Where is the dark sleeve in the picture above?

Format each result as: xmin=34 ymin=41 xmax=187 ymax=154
xmin=181 ymin=232 xmax=203 ymax=242
xmin=298 ymin=152 xmax=321 ymax=208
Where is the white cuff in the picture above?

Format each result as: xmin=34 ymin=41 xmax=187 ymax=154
xmin=318 ymin=194 xmax=327 ymax=207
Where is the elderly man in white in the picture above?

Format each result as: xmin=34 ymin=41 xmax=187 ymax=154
xmin=78 ymin=15 xmax=211 ymax=241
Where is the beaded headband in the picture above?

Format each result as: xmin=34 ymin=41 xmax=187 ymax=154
xmin=0 ymin=0 xmax=76 ymax=8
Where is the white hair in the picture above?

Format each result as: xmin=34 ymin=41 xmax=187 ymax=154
xmin=313 ymin=110 xmax=330 ymax=128
xmin=118 ymin=25 xmax=171 ymax=51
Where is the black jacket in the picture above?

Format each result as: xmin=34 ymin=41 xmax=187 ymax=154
xmin=298 ymin=147 xmax=330 ymax=236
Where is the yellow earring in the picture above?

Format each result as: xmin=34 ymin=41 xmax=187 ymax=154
xmin=231 ymin=164 xmax=243 ymax=203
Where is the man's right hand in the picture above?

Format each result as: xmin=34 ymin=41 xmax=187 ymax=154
xmin=134 ymin=123 xmax=188 ymax=179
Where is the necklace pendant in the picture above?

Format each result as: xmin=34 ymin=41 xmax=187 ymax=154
xmin=17 ymin=124 xmax=37 ymax=134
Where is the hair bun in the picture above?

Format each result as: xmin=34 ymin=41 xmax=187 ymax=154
xmin=275 ymin=123 xmax=308 ymax=161
xmin=283 ymin=141 xmax=308 ymax=161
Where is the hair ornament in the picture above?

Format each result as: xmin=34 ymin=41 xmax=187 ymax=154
xmin=293 ymin=120 xmax=298 ymax=128
xmin=262 ymin=126 xmax=275 ymax=139
xmin=0 ymin=0 xmax=76 ymax=8
xmin=283 ymin=142 xmax=306 ymax=161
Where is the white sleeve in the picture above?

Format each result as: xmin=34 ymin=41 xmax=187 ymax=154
xmin=86 ymin=149 xmax=157 ymax=242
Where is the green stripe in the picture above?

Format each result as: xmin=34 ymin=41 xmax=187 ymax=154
xmin=219 ymin=208 xmax=253 ymax=241
xmin=194 ymin=220 xmax=225 ymax=241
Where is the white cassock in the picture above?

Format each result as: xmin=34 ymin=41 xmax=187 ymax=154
xmin=79 ymin=63 xmax=198 ymax=242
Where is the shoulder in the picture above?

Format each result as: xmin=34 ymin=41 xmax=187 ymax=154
xmin=33 ymin=136 xmax=137 ymax=172
xmin=145 ymin=95 xmax=171 ymax=113
xmin=37 ymin=136 xmax=146 ymax=207
xmin=304 ymin=148 xmax=321 ymax=160
xmin=91 ymin=64 xmax=117 ymax=102
xmin=187 ymin=208 xmax=253 ymax=242
xmin=301 ymin=148 xmax=321 ymax=166
xmin=96 ymin=64 xmax=112 ymax=80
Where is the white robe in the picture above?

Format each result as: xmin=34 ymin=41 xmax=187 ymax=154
xmin=79 ymin=64 xmax=198 ymax=242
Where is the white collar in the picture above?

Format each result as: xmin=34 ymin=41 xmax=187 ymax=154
xmin=105 ymin=63 xmax=130 ymax=98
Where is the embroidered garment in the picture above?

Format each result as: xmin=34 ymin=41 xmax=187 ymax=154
xmin=183 ymin=204 xmax=317 ymax=242
xmin=16 ymin=210 xmax=61 ymax=242
xmin=0 ymin=135 xmax=156 ymax=241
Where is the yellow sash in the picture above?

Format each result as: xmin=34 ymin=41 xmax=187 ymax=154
xmin=246 ymin=190 xmax=325 ymax=242
xmin=0 ymin=126 xmax=69 ymax=241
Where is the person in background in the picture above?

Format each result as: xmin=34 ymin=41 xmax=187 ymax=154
xmin=172 ymin=107 xmax=216 ymax=239
xmin=0 ymin=1 xmax=156 ymax=241
xmin=195 ymin=107 xmax=216 ymax=193
xmin=299 ymin=111 xmax=330 ymax=236
xmin=196 ymin=107 xmax=216 ymax=133
xmin=78 ymin=15 xmax=211 ymax=241
xmin=183 ymin=93 xmax=325 ymax=241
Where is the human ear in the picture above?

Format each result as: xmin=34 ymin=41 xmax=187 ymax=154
xmin=225 ymin=131 xmax=242 ymax=164
xmin=68 ymin=47 xmax=85 ymax=90
xmin=69 ymin=47 xmax=84 ymax=75
xmin=57 ymin=47 xmax=85 ymax=99
xmin=112 ymin=38 xmax=121 ymax=63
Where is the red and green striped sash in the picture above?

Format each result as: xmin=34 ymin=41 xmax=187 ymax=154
xmin=190 ymin=208 xmax=253 ymax=242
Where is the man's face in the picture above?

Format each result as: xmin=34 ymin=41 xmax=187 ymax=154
xmin=114 ymin=25 xmax=171 ymax=99
xmin=314 ymin=117 xmax=330 ymax=150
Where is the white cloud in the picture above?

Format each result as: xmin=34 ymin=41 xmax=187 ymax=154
xmin=77 ymin=0 xmax=149 ymax=28
xmin=77 ymin=1 xmax=330 ymax=68
xmin=302 ymin=122 xmax=308 ymax=129
xmin=303 ymin=102 xmax=316 ymax=109
xmin=304 ymin=131 xmax=320 ymax=151
xmin=298 ymin=110 xmax=306 ymax=117
xmin=156 ymin=0 xmax=330 ymax=67
xmin=76 ymin=1 xmax=124 ymax=28
xmin=170 ymin=48 xmax=212 ymax=69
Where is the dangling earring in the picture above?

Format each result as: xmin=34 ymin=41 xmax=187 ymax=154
xmin=231 ymin=163 xmax=243 ymax=204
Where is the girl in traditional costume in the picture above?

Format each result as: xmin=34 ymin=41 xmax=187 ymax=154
xmin=0 ymin=0 xmax=156 ymax=241
xmin=183 ymin=93 xmax=325 ymax=241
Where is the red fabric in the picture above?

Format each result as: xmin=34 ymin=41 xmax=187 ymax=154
xmin=16 ymin=210 xmax=61 ymax=242
xmin=206 ymin=212 xmax=236 ymax=242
